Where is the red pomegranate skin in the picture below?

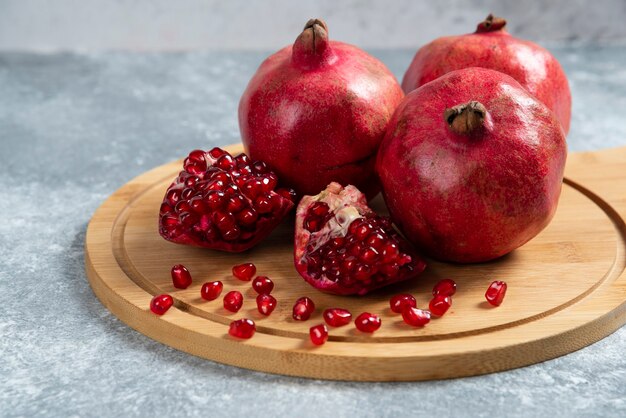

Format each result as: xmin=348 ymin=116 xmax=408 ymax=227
xmin=401 ymin=15 xmax=571 ymax=134
xmin=239 ymin=19 xmax=404 ymax=198
xmin=377 ymin=67 xmax=567 ymax=263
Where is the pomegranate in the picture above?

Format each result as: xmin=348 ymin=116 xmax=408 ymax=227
xmin=377 ymin=68 xmax=567 ymax=263
xmin=252 ymin=276 xmax=274 ymax=295
xmin=429 ymin=295 xmax=452 ymax=317
xmin=323 ymin=308 xmax=352 ymax=327
xmin=294 ymin=183 xmax=426 ymax=295
xmin=229 ymin=318 xmax=256 ymax=339
xmin=200 ymin=281 xmax=223 ymax=301
xmin=256 ymin=294 xmax=277 ymax=316
xmin=355 ymin=313 xmax=381 ymax=333
xmin=159 ymin=148 xmax=295 ymax=252
xmin=402 ymin=307 xmax=431 ymax=327
xmin=401 ymin=14 xmax=571 ymax=133
xmin=485 ymin=281 xmax=508 ymax=306
xmin=223 ymin=291 xmax=244 ymax=313
xmin=232 ymin=262 xmax=256 ymax=281
xmin=150 ymin=294 xmax=173 ymax=315
xmin=389 ymin=294 xmax=417 ymax=314
xmin=239 ymin=18 xmax=404 ymax=198
xmin=432 ymin=279 xmax=457 ymax=297
xmin=292 ymin=297 xmax=315 ymax=321
xmin=310 ymin=324 xmax=329 ymax=346
xmin=171 ymin=264 xmax=192 ymax=289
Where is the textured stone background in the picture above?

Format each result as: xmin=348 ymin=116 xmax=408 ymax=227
xmin=1 ymin=46 xmax=625 ymax=417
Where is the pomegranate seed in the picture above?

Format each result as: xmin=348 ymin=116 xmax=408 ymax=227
xmin=170 ymin=264 xmax=192 ymax=289
xmin=355 ymin=312 xmax=381 ymax=333
xmin=200 ymin=281 xmax=223 ymax=301
xmin=256 ymin=294 xmax=277 ymax=316
xmin=429 ymin=295 xmax=452 ymax=317
xmin=432 ymin=278 xmax=457 ymax=296
xmin=229 ymin=318 xmax=256 ymax=339
xmin=252 ymin=276 xmax=274 ymax=294
xmin=402 ymin=307 xmax=431 ymax=327
xmin=223 ymin=290 xmax=243 ymax=312
xmin=485 ymin=280 xmax=507 ymax=306
xmin=310 ymin=324 xmax=329 ymax=346
xmin=292 ymin=296 xmax=315 ymax=321
xmin=232 ymin=263 xmax=256 ymax=281
xmin=150 ymin=294 xmax=173 ymax=315
xmin=389 ymin=294 xmax=417 ymax=314
xmin=323 ymin=308 xmax=352 ymax=327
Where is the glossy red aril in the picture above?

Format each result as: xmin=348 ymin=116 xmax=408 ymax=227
xmin=239 ymin=18 xmax=404 ymax=199
xmin=485 ymin=281 xmax=508 ymax=306
xmin=223 ymin=291 xmax=244 ymax=313
xmin=294 ymin=183 xmax=426 ymax=295
xmin=310 ymin=324 xmax=329 ymax=346
xmin=323 ymin=308 xmax=352 ymax=327
xmin=200 ymin=281 xmax=223 ymax=301
xmin=150 ymin=294 xmax=173 ymax=315
xmin=402 ymin=307 xmax=431 ymax=327
xmin=390 ymin=294 xmax=417 ymax=314
xmin=355 ymin=312 xmax=381 ymax=333
xmin=378 ymin=68 xmax=567 ymax=263
xmin=292 ymin=296 xmax=315 ymax=321
xmin=170 ymin=264 xmax=192 ymax=289
xmin=256 ymin=294 xmax=277 ymax=316
xmin=229 ymin=318 xmax=256 ymax=339
xmin=402 ymin=14 xmax=571 ymax=133
xmin=433 ymin=279 xmax=457 ymax=297
xmin=252 ymin=276 xmax=274 ymax=294
xmin=159 ymin=148 xmax=296 ymax=252
xmin=429 ymin=295 xmax=452 ymax=317
xmin=232 ymin=262 xmax=256 ymax=281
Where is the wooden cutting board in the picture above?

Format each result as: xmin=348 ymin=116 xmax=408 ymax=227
xmin=85 ymin=144 xmax=626 ymax=381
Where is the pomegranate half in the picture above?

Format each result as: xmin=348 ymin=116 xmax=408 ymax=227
xmin=401 ymin=14 xmax=571 ymax=134
xmin=239 ymin=19 xmax=404 ymax=199
xmin=377 ymin=67 xmax=567 ymax=263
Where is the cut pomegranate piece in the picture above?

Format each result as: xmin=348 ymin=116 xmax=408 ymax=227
xmin=292 ymin=296 xmax=315 ymax=321
xmin=355 ymin=312 xmax=381 ymax=333
xmin=323 ymin=308 xmax=352 ymax=327
xmin=256 ymin=294 xmax=277 ymax=316
xmin=232 ymin=262 xmax=256 ymax=281
xmin=429 ymin=295 xmax=452 ymax=317
xmin=200 ymin=281 xmax=223 ymax=301
xmin=310 ymin=324 xmax=329 ymax=346
xmin=223 ymin=290 xmax=244 ymax=312
xmin=389 ymin=294 xmax=417 ymax=314
xmin=171 ymin=264 xmax=192 ymax=289
xmin=229 ymin=318 xmax=256 ymax=339
xmin=150 ymin=294 xmax=173 ymax=315
xmin=402 ymin=307 xmax=431 ymax=327
xmin=159 ymin=148 xmax=296 ymax=252
xmin=432 ymin=279 xmax=457 ymax=296
xmin=252 ymin=276 xmax=274 ymax=294
xmin=294 ymin=183 xmax=426 ymax=295
xmin=485 ymin=281 xmax=507 ymax=306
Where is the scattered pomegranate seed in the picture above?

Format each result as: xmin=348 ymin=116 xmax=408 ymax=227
xmin=310 ymin=324 xmax=329 ymax=345
xmin=229 ymin=318 xmax=256 ymax=339
xmin=355 ymin=312 xmax=381 ymax=333
xmin=200 ymin=281 xmax=223 ymax=301
xmin=256 ymin=294 xmax=277 ymax=316
xmin=432 ymin=278 xmax=457 ymax=296
xmin=429 ymin=295 xmax=452 ymax=317
xmin=402 ymin=307 xmax=431 ymax=327
xmin=252 ymin=276 xmax=274 ymax=294
xmin=171 ymin=264 xmax=192 ymax=289
xmin=292 ymin=296 xmax=315 ymax=321
xmin=389 ymin=294 xmax=417 ymax=314
xmin=485 ymin=280 xmax=507 ymax=306
xmin=323 ymin=308 xmax=352 ymax=327
xmin=150 ymin=294 xmax=173 ymax=315
xmin=232 ymin=263 xmax=256 ymax=281
xmin=223 ymin=290 xmax=244 ymax=312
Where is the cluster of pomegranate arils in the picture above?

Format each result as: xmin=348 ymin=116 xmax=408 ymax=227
xmin=150 ymin=263 xmax=507 ymax=344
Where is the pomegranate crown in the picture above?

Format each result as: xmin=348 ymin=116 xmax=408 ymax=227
xmin=292 ymin=18 xmax=334 ymax=69
xmin=476 ymin=14 xmax=507 ymax=33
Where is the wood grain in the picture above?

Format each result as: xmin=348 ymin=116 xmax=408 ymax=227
xmin=84 ymin=144 xmax=626 ymax=381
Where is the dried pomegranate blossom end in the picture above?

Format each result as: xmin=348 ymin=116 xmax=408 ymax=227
xmin=159 ymin=148 xmax=296 ymax=252
xmin=485 ymin=280 xmax=507 ymax=306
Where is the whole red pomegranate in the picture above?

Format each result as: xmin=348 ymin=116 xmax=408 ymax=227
xmin=294 ymin=182 xmax=426 ymax=295
xmin=377 ymin=67 xmax=567 ymax=263
xmin=402 ymin=14 xmax=571 ymax=134
xmin=239 ymin=18 xmax=404 ymax=198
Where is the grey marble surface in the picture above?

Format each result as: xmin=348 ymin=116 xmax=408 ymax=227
xmin=1 ymin=47 xmax=626 ymax=417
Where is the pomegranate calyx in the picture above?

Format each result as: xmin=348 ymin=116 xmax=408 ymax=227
xmin=476 ymin=14 xmax=507 ymax=33
xmin=444 ymin=101 xmax=487 ymax=136
xmin=292 ymin=18 xmax=334 ymax=69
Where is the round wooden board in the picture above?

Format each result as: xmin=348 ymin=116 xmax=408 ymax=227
xmin=85 ymin=144 xmax=626 ymax=381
